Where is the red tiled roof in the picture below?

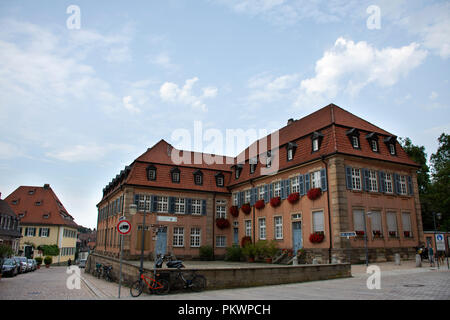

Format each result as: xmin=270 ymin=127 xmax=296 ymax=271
xmin=5 ymin=185 xmax=78 ymax=228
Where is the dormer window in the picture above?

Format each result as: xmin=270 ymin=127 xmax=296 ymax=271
xmin=43 ymin=213 xmax=50 ymax=219
xmin=311 ymin=131 xmax=324 ymax=152
xmin=366 ymin=132 xmax=379 ymax=153
xmin=35 ymin=201 xmax=42 ymax=206
xmin=193 ymin=170 xmax=203 ymax=185
xmin=12 ymin=200 xmax=18 ymax=205
xmin=286 ymin=142 xmax=297 ymax=161
xmin=146 ymin=165 xmax=157 ymax=181
xmin=171 ymin=167 xmax=180 ymax=183
xmin=266 ymin=151 xmax=272 ymax=168
xmin=346 ymin=128 xmax=360 ymax=149
xmin=235 ymin=164 xmax=243 ymax=179
xmin=28 ymin=190 xmax=35 ymax=195
xmin=215 ymin=172 xmax=224 ymax=187
xmin=371 ymin=140 xmax=378 ymax=152
xmin=384 ymin=136 xmax=397 ymax=156
xmin=249 ymin=157 xmax=257 ymax=174
xmin=389 ymin=144 xmax=395 ymax=155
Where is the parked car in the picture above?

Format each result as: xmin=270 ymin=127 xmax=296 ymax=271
xmin=2 ymin=258 xmax=19 ymax=277
xmin=13 ymin=256 xmax=28 ymax=273
xmin=27 ymin=259 xmax=36 ymax=271
xmin=78 ymin=259 xmax=87 ymax=268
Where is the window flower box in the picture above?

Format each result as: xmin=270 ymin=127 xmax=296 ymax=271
xmin=355 ymin=230 xmax=365 ymax=237
xmin=254 ymin=199 xmax=265 ymax=210
xmin=216 ymin=218 xmax=230 ymax=229
xmin=309 ymin=231 xmax=325 ymax=243
xmin=241 ymin=236 xmax=252 ymax=247
xmin=229 ymin=205 xmax=239 ymax=217
xmin=287 ymin=192 xmax=300 ymax=204
xmin=372 ymin=230 xmax=382 ymax=238
xmin=241 ymin=203 xmax=251 ymax=214
xmin=403 ymin=231 xmax=411 ymax=238
xmin=307 ymin=188 xmax=322 ymax=200
xmin=389 ymin=231 xmax=397 ymax=237
xmin=270 ymin=196 xmax=281 ymax=208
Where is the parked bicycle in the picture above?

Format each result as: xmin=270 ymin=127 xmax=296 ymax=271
xmin=172 ymin=267 xmax=206 ymax=292
xmin=102 ymin=265 xmax=114 ymax=282
xmin=93 ymin=263 xmax=103 ymax=279
xmin=130 ymin=272 xmax=170 ymax=297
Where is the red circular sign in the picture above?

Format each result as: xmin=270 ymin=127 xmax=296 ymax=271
xmin=117 ymin=220 xmax=131 ymax=235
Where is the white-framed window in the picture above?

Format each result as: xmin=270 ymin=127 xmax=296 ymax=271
xmin=172 ymin=171 xmax=180 ymax=183
xmin=173 ymin=227 xmax=184 ymax=247
xmin=216 ymin=200 xmax=227 ymax=219
xmin=369 ymin=170 xmax=378 ymax=192
xmin=217 ymin=175 xmax=224 ymax=186
xmin=216 ymin=235 xmax=226 ymax=248
xmin=312 ymin=210 xmax=324 ymax=233
xmin=25 ymin=227 xmax=36 ymax=237
xmin=291 ymin=176 xmax=299 ymax=193
xmin=273 ymin=181 xmax=281 ymax=197
xmin=191 ymin=199 xmax=202 ymax=215
xmin=352 ymin=136 xmax=359 ymax=148
xmin=311 ymin=170 xmax=321 ymax=189
xmin=138 ymin=194 xmax=151 ymax=212
xmin=351 ymin=168 xmax=362 ymax=190
xmin=190 ymin=228 xmax=201 ymax=247
xmin=245 ymin=189 xmax=251 ymax=204
xmin=402 ymin=212 xmax=412 ymax=236
xmin=274 ymin=216 xmax=283 ymax=239
xmin=389 ymin=144 xmax=396 ymax=155
xmin=195 ymin=174 xmax=203 ymax=185
xmin=157 ymin=196 xmax=169 ymax=213
xmin=399 ymin=176 xmax=407 ymax=195
xmin=258 ymin=186 xmax=265 ymax=200
xmin=312 ymin=138 xmax=319 ymax=151
xmin=387 ymin=212 xmax=398 ymax=236
xmin=40 ymin=227 xmax=49 ymax=237
xmin=266 ymin=157 xmax=272 ymax=168
xmin=245 ymin=220 xmax=252 ymax=237
xmin=259 ymin=218 xmax=266 ymax=240
xmin=352 ymin=209 xmax=365 ymax=232
xmin=233 ymin=193 xmax=238 ymax=206
xmin=371 ymin=140 xmax=378 ymax=152
xmin=384 ymin=173 xmax=393 ymax=193
xmin=175 ymin=198 xmax=185 ymax=214
xmin=287 ymin=148 xmax=293 ymax=161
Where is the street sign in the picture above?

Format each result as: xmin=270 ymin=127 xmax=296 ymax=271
xmin=117 ymin=220 xmax=131 ymax=235
xmin=157 ymin=216 xmax=177 ymax=222
xmin=435 ymin=233 xmax=445 ymax=251
xmin=340 ymin=232 xmax=357 ymax=238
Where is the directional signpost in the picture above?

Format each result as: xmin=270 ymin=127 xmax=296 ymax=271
xmin=117 ymin=219 xmax=131 ymax=298
xmin=340 ymin=232 xmax=357 ymax=264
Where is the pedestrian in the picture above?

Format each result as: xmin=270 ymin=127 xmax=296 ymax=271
xmin=68 ymin=258 xmax=72 ymax=267
xmin=428 ymin=246 xmax=434 ymax=266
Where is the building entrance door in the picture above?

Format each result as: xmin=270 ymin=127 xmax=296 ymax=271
xmin=233 ymin=228 xmax=239 ymax=245
xmin=292 ymin=222 xmax=303 ymax=253
xmin=155 ymin=227 xmax=167 ymax=256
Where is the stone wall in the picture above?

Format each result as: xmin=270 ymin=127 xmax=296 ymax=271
xmin=86 ymin=253 xmax=351 ymax=291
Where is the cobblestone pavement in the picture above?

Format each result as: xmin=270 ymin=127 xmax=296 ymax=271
xmin=1 ymin=262 xmax=449 ymax=300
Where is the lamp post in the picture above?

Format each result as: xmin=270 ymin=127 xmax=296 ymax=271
xmin=137 ymin=203 xmax=146 ymax=276
xmin=432 ymin=212 xmax=442 ymax=269
xmin=364 ymin=211 xmax=373 ymax=266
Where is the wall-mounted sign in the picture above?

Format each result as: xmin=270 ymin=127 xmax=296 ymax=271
xmin=157 ymin=216 xmax=177 ymax=222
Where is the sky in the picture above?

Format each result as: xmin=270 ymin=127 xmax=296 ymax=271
xmin=0 ymin=0 xmax=449 ymax=229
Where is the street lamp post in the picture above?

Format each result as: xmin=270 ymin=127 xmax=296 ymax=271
xmin=363 ymin=211 xmax=373 ymax=266
xmin=139 ymin=204 xmax=146 ymax=276
xmin=432 ymin=212 xmax=442 ymax=269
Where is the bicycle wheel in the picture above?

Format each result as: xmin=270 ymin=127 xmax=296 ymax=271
xmin=153 ymin=279 xmax=170 ymax=295
xmin=130 ymin=280 xmax=144 ymax=297
xmin=190 ymin=275 xmax=206 ymax=292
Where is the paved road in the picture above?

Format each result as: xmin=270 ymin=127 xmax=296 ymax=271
xmin=1 ymin=263 xmax=449 ymax=300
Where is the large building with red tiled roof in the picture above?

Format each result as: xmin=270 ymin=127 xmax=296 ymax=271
xmin=96 ymin=104 xmax=423 ymax=263
xmin=5 ymin=184 xmax=78 ymax=263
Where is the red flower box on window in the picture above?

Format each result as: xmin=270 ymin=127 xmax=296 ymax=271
xmin=355 ymin=230 xmax=365 ymax=236
xmin=254 ymin=199 xmax=265 ymax=210
xmin=229 ymin=206 xmax=239 ymax=217
xmin=404 ymin=231 xmax=411 ymax=237
xmin=241 ymin=203 xmax=251 ymax=214
xmin=389 ymin=231 xmax=397 ymax=237
xmin=372 ymin=230 xmax=382 ymax=237
xmin=241 ymin=236 xmax=252 ymax=247
xmin=309 ymin=231 xmax=325 ymax=243
xmin=287 ymin=192 xmax=300 ymax=204
xmin=307 ymin=188 xmax=322 ymax=200
xmin=216 ymin=218 xmax=230 ymax=229
xmin=270 ymin=196 xmax=281 ymax=207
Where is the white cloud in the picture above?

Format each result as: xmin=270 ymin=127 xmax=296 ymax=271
xmin=0 ymin=141 xmax=24 ymax=159
xmin=122 ymin=96 xmax=141 ymax=113
xmin=295 ymin=37 xmax=427 ymax=108
xmin=429 ymin=91 xmax=438 ymax=100
xmin=45 ymin=143 xmax=135 ymax=163
xmin=149 ymin=52 xmax=178 ymax=71
xmin=159 ymin=77 xmax=218 ymax=111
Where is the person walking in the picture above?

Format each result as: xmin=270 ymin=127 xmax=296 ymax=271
xmin=428 ymin=246 xmax=434 ymax=267
xmin=68 ymin=258 xmax=72 ymax=267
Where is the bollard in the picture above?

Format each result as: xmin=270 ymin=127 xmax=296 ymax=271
xmin=415 ymin=254 xmax=422 ymax=267
xmin=395 ymin=253 xmax=401 ymax=265
xmin=292 ymin=255 xmax=298 ymax=266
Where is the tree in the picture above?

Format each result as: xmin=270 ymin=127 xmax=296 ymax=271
xmin=38 ymin=244 xmax=60 ymax=257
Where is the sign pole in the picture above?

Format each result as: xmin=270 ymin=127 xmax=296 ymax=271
xmin=118 ymin=233 xmax=124 ymax=299
xmin=116 ymin=217 xmax=131 ymax=299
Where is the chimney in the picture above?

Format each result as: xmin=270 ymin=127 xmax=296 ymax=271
xmin=43 ymin=184 xmax=50 ymax=189
xmin=287 ymin=118 xmax=294 ymax=125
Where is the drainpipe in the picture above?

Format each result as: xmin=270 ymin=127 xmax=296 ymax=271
xmin=250 ymin=179 xmax=256 ymax=243
xmin=212 ymin=192 xmax=216 ymax=260
xmin=321 ymin=155 xmax=333 ymax=264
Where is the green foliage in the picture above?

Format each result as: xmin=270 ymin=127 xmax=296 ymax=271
xmin=254 ymin=240 xmax=278 ymax=258
xmin=0 ymin=244 xmax=14 ymax=259
xmin=225 ymin=245 xmax=242 ymax=262
xmin=199 ymin=245 xmax=214 ymax=261
xmin=44 ymin=256 xmax=52 ymax=265
xmin=241 ymin=243 xmax=257 ymax=259
xmin=399 ymin=137 xmax=430 ymax=193
xmin=34 ymin=257 xmax=43 ymax=265
xmin=38 ymin=244 xmax=60 ymax=256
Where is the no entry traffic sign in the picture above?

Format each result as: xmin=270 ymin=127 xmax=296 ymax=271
xmin=117 ymin=220 xmax=131 ymax=235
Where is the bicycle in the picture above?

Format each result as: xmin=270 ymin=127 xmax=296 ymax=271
xmin=102 ymin=265 xmax=114 ymax=282
xmin=172 ymin=268 xmax=206 ymax=292
xmin=93 ymin=263 xmax=102 ymax=279
xmin=130 ymin=272 xmax=170 ymax=297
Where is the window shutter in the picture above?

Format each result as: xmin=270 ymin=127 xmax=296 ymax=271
xmin=285 ymin=179 xmax=291 ymax=196
xmin=47 ymin=229 xmax=50 ymax=237
xmin=393 ymin=173 xmax=400 ymax=195
xmin=151 ymin=195 xmax=158 ymax=212
xmin=250 ymin=188 xmax=257 ymax=206
xmin=25 ymin=227 xmax=28 ymax=236
xmin=305 ymin=174 xmax=310 ymax=192
xmin=407 ymin=176 xmax=413 ymax=195
xmin=320 ymin=168 xmax=327 ymax=191
xmin=299 ymin=174 xmax=305 ymax=195
xmin=345 ymin=166 xmax=353 ymax=190
xmin=39 ymin=228 xmax=42 ymax=237
xmin=362 ymin=168 xmax=369 ymax=191
xmin=269 ymin=183 xmax=274 ymax=199
xmin=168 ymin=197 xmax=175 ymax=214
xmin=202 ymin=199 xmax=207 ymax=216
xmin=264 ymin=185 xmax=269 ymax=203
xmin=134 ymin=194 xmax=139 ymax=206
xmin=186 ymin=198 xmax=192 ymax=215
xmin=281 ymin=180 xmax=286 ymax=199
xmin=239 ymin=191 xmax=244 ymax=207
xmin=379 ymin=171 xmax=385 ymax=193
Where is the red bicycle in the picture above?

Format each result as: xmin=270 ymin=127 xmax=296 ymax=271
xmin=130 ymin=272 xmax=170 ymax=297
